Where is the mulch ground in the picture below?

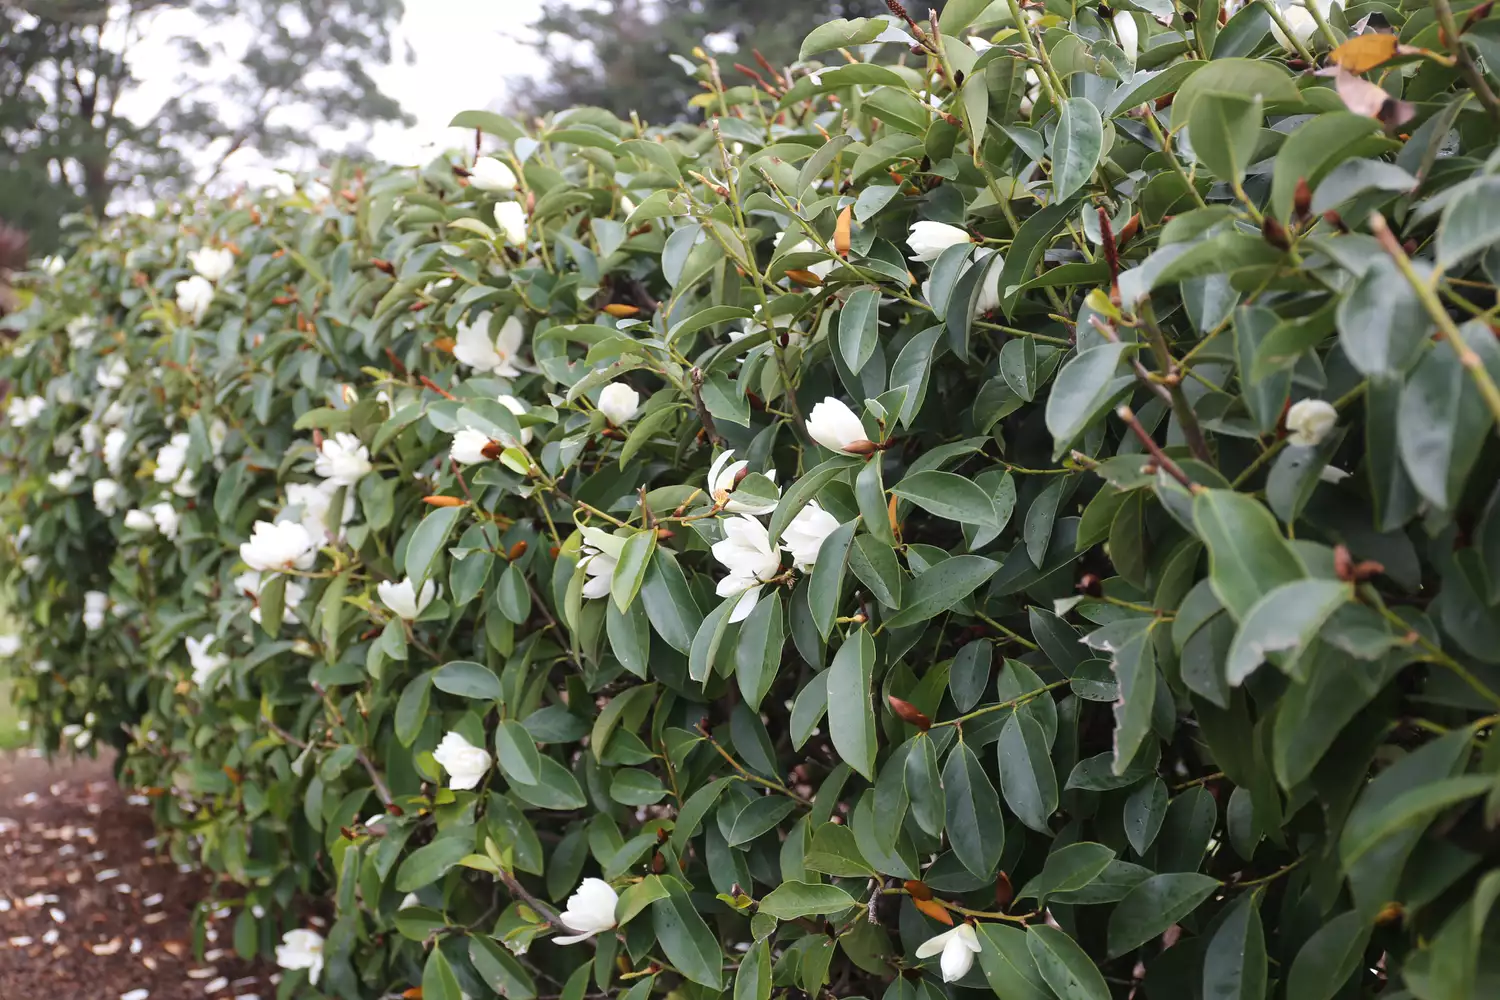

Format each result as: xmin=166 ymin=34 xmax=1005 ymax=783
xmin=0 ymin=749 xmax=276 ymax=999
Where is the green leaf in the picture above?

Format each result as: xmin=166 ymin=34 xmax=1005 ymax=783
xmin=493 ymin=719 xmax=541 ymax=784
xmin=1051 ymin=98 xmax=1103 ymax=200
xmin=405 ymin=505 xmax=465 ymax=590
xmin=610 ymin=529 xmax=656 ymax=613
xmin=736 ymin=592 xmax=785 ymax=710
xmin=1169 ymin=58 xmax=1298 ymax=130
xmin=1124 ymin=778 xmax=1168 ymax=856
xmin=396 ymin=835 xmax=475 ymax=892
xmin=1203 ymin=893 xmax=1267 ymax=1000
xmin=997 ymin=712 xmax=1058 ymax=833
xmin=827 ymin=627 xmax=877 ymax=779
xmin=449 ymin=108 xmax=524 ymax=142
xmin=1028 ymin=924 xmax=1111 ymax=1000
xmin=1192 ymin=489 xmax=1305 ymax=620
xmin=799 ymin=16 xmax=886 ymax=58
xmin=884 ymin=555 xmax=1000 ymax=629
xmin=688 ymin=594 xmax=738 ymax=685
xmin=1045 ymin=343 xmax=1133 ymax=457
xmin=1437 ymin=175 xmax=1500 ymax=266
xmin=759 ymin=880 xmax=857 ymax=919
xmin=768 ymin=456 xmax=858 ymax=545
xmin=809 ymin=519 xmax=858 ymax=640
xmin=838 ymin=287 xmax=882 ymax=374
xmin=606 ymin=598 xmax=651 ymax=678
xmin=1336 ymin=255 xmax=1429 ymax=377
xmin=734 ymin=939 xmax=772 ymax=1000
xmin=395 ymin=671 xmax=432 ymax=747
xmin=848 ymin=533 xmax=903 ymax=609
xmin=651 ymin=877 xmax=724 ymax=989
xmin=590 ymin=683 xmax=657 ymax=762
xmin=1339 ymin=774 xmax=1492 ymax=869
xmin=1017 ymin=842 xmax=1115 ymax=905
xmin=422 ymin=946 xmax=464 ymax=1000
xmin=976 ymin=924 xmax=1055 ymax=1000
xmin=892 ymin=470 xmax=997 ymax=527
xmin=1107 ymin=873 xmax=1220 ymax=958
xmin=1225 ymin=579 xmax=1348 ymax=685
xmin=1188 ymin=93 xmax=1263 ymax=186
xmin=1398 ymin=326 xmax=1500 ymax=511
xmin=905 ymin=733 xmax=945 ymax=837
xmin=1269 ymin=112 xmax=1381 ymax=221
xmin=998 ymin=197 xmax=1083 ymax=317
xmin=943 ymin=740 xmax=1004 ymax=879
xmin=639 ymin=549 xmax=702 ymax=653
xmin=1285 ymin=911 xmax=1369 ymax=1000
xmin=949 ymin=638 xmax=992 ymax=713
xmin=432 ymin=660 xmax=503 ymax=701
xmin=470 ymin=936 xmax=537 ymax=1000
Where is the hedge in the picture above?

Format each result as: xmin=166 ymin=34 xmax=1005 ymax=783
xmin=6 ymin=2 xmax=1500 ymax=998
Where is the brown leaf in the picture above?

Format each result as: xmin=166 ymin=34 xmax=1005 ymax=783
xmin=834 ymin=204 xmax=853 ymax=258
xmin=784 ymin=268 xmax=824 ymax=288
xmin=913 ymin=896 xmax=953 ymax=925
xmin=1330 ymin=33 xmax=1399 ymax=73
xmin=903 ymin=879 xmax=933 ymax=901
xmin=887 ymin=695 xmax=932 ymax=730
xmin=603 ymin=303 xmax=641 ymax=318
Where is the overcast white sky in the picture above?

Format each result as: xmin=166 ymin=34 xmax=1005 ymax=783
xmin=118 ymin=0 xmax=553 ymax=191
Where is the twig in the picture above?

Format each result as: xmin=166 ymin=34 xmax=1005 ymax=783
xmin=354 ymin=748 xmax=395 ymax=807
xmin=695 ymin=723 xmax=812 ymax=805
xmin=496 ymin=868 xmax=565 ymax=928
xmin=1139 ymin=300 xmax=1213 ymax=464
xmin=1116 ymin=405 xmax=1200 ymax=492
xmin=689 ymin=367 xmax=724 ymax=446
xmin=1370 ymin=213 xmax=1500 ymax=429
xmin=1435 ymin=0 xmax=1500 ymax=125
xmin=930 ymin=680 xmax=1072 ymax=728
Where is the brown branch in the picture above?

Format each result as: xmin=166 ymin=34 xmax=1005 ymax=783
xmin=1435 ymin=0 xmax=1500 ymax=125
xmin=1116 ymin=405 xmax=1200 ymax=492
xmin=689 ymin=367 xmax=724 ymax=446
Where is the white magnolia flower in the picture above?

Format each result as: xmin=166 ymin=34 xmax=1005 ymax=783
xmin=188 ymin=247 xmax=235 ymax=283
xmin=0 ymin=634 xmax=20 ymax=657
xmin=597 ymin=382 xmax=640 ymax=425
xmin=1271 ymin=0 xmax=1335 ymax=50
xmin=101 ymin=399 xmax=128 ymax=426
xmin=496 ymin=394 xmax=533 ymax=446
xmin=285 ymin=481 xmax=353 ymax=542
xmin=378 ymin=576 xmax=437 ymax=620
xmin=154 ymin=432 xmax=191 ymax=486
xmin=782 ymin=502 xmax=842 ymax=574
xmin=314 ymin=432 xmax=372 ymax=486
xmin=454 ymin=312 xmax=527 ymax=377
xmin=123 ymin=509 xmax=156 ymax=533
xmin=20 ymin=555 xmax=39 ymax=575
xmin=470 ymin=156 xmax=518 ymax=192
xmin=906 ymin=221 xmax=971 ymax=262
xmin=66 ymin=316 xmax=94 ymax=349
xmin=972 ymin=247 xmax=1003 ymax=315
xmin=1286 ymin=399 xmax=1338 ymax=447
xmin=450 ymin=427 xmax=493 ymax=465
xmin=495 ymin=200 xmax=529 ymax=245
xmin=184 ymin=634 xmax=228 ymax=686
xmin=432 ymin=731 xmax=492 ymax=790
xmin=93 ymin=478 xmax=122 ymax=515
xmin=103 ymin=428 xmax=128 ymax=473
xmin=6 ymin=395 xmax=46 ymax=427
xmin=235 ymin=570 xmax=304 ymax=624
xmin=240 ymin=520 xmax=318 ymax=572
xmin=554 ymin=878 xmax=619 ymax=944
xmin=150 ymin=502 xmax=180 ymax=539
xmin=208 ymin=418 xmax=229 ymax=457
xmin=968 ymin=34 xmax=995 ymax=53
xmin=275 ymin=929 xmax=325 ymax=985
xmin=806 ymin=398 xmax=873 ymax=455
xmin=47 ymin=469 xmax=77 ymax=491
xmin=96 ymin=357 xmax=129 ymax=390
xmin=578 ymin=527 xmax=627 ymax=600
xmin=775 ymin=231 xmax=835 ymax=280
xmin=708 ymin=450 xmax=779 ymax=515
xmin=917 ymin=924 xmax=982 ymax=983
xmin=712 ymin=515 xmax=781 ymax=623
xmin=83 ymin=590 xmax=108 ymax=632
xmin=172 ymin=467 xmax=198 ymax=498
xmin=40 ymin=255 xmax=64 ymax=276
xmin=175 ymin=275 xmax=215 ymax=322
xmin=1113 ymin=11 xmax=1139 ymax=63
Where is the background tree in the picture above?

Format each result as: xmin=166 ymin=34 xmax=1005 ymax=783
xmin=514 ymin=0 xmax=891 ymax=122
xmin=0 ymin=0 xmax=411 ymax=254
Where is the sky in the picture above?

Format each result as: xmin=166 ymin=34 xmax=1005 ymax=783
xmin=116 ymin=0 xmax=554 ymax=191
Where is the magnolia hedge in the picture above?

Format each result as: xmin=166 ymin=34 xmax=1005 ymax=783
xmin=7 ymin=1 xmax=1500 ymax=997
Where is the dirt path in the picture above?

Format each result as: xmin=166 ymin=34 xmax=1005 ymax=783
xmin=0 ymin=750 xmax=273 ymax=999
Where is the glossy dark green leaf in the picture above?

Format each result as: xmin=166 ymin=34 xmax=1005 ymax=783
xmin=639 ymin=548 xmax=702 ymax=653
xmin=432 ymin=660 xmax=503 ymax=701
xmin=893 ymin=470 xmax=997 ymax=527
xmin=976 ymin=924 xmax=1054 ymax=1000
xmin=1398 ymin=327 xmax=1500 ymax=511
xmin=1203 ymin=893 xmax=1266 ymax=1000
xmin=610 ymin=528 xmax=656 ymax=612
xmin=949 ymin=638 xmax=992 ymax=713
xmin=1285 ymin=910 xmax=1369 ymax=1000
xmin=493 ymin=719 xmax=541 ymax=785
xmin=838 ymin=286 xmax=882 ymax=373
xmin=1028 ymin=924 xmax=1111 ymax=1000
xmin=809 ymin=518 xmax=858 ymax=639
xmin=943 ymin=740 xmax=1003 ymax=879
xmin=1051 ymin=98 xmax=1103 ymax=200
xmin=651 ymin=877 xmax=723 ymax=988
xmin=1188 ymin=93 xmax=1262 ymax=186
xmin=736 ymin=592 xmax=784 ymax=710
xmin=997 ymin=712 xmax=1057 ymax=833
xmin=883 ymin=555 xmax=1000 ymax=629
xmin=1193 ymin=489 xmax=1305 ymax=620
xmin=848 ymin=533 xmax=903 ymax=609
xmin=1124 ymin=777 xmax=1168 ymax=856
xmin=405 ymin=505 xmax=465 ymax=590
xmin=759 ymin=880 xmax=857 ymax=919
xmin=1336 ymin=256 xmax=1428 ymax=377
xmin=1107 ymin=873 xmax=1220 ymax=958
xmin=1044 ymin=343 xmax=1133 ymax=457
xmin=827 ymin=627 xmax=876 ymax=779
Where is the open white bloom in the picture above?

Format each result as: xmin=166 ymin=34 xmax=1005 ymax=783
xmin=917 ymin=924 xmax=982 ymax=982
xmin=175 ymin=275 xmax=215 ymax=322
xmin=314 ymin=432 xmax=372 ymax=486
xmin=1286 ymin=398 xmax=1338 ymax=447
xmin=775 ymin=231 xmax=836 ymax=280
xmin=93 ymin=478 xmax=122 ymax=515
xmin=40 ymin=255 xmax=65 ymax=275
xmin=66 ymin=316 xmax=94 ymax=349
xmin=495 ymin=200 xmax=528 ymax=245
xmin=972 ymin=247 xmax=1004 ymax=315
xmin=968 ymin=34 xmax=995 ymax=53
xmin=188 ymin=247 xmax=235 ymax=283
xmin=1112 ymin=11 xmax=1139 ymax=63
xmin=496 ymin=394 xmax=533 ymax=446
xmin=807 ymin=398 xmax=872 ymax=455
xmin=712 ymin=515 xmax=781 ymax=623
xmin=103 ymin=428 xmax=128 ymax=473
xmin=235 ymin=570 xmax=303 ymax=623
xmin=123 ymin=509 xmax=156 ymax=532
xmin=275 ymin=929 xmax=325 ymax=985
xmin=579 ymin=527 xmax=627 ymax=600
xmin=907 ymin=221 xmax=971 ymax=262
xmin=450 ymin=427 xmax=493 ymax=465
xmin=285 ymin=481 xmax=353 ymax=542
xmin=154 ymin=432 xmax=191 ymax=486
xmin=83 ymin=590 xmax=108 ymax=631
xmin=208 ymin=418 xmax=229 ymax=457
xmin=554 ymin=878 xmax=619 ymax=944
xmin=454 ymin=312 xmax=527 ymax=377
xmin=432 ymin=731 xmax=491 ymax=790
xmin=708 ymin=450 xmax=779 ymax=515
xmin=598 ymin=382 xmax=640 ymax=425
xmin=47 ymin=469 xmax=77 ymax=491
xmin=240 ymin=520 xmax=318 ymax=572
xmin=0 ymin=634 xmax=20 ymax=657
xmin=20 ymin=555 xmax=39 ymax=575
xmin=782 ymin=502 xmax=842 ymax=573
xmin=101 ymin=399 xmax=128 ymax=426
xmin=1271 ymin=0 xmax=1335 ymax=50
xmin=378 ymin=577 xmax=437 ymax=620
xmin=96 ymin=356 xmax=129 ymax=390
xmin=150 ymin=502 xmax=180 ymax=539
xmin=184 ymin=634 xmax=229 ymax=686
xmin=6 ymin=395 xmax=45 ymax=427
xmin=470 ymin=156 xmax=518 ymax=192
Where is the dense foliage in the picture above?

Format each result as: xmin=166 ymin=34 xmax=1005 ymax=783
xmin=7 ymin=1 xmax=1500 ymax=998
